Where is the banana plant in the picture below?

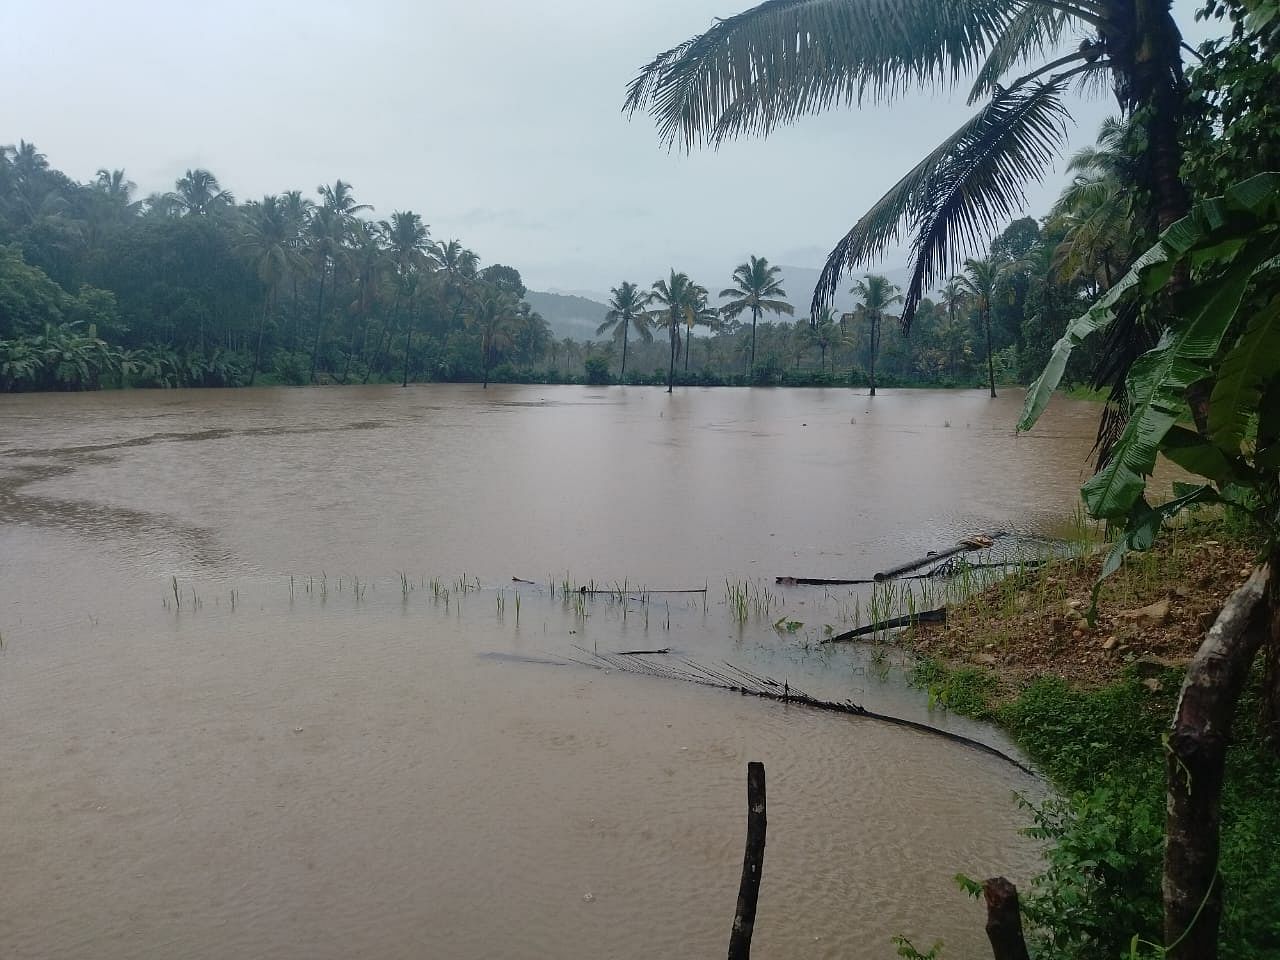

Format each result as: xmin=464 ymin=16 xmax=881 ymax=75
xmin=1019 ymin=172 xmax=1280 ymax=606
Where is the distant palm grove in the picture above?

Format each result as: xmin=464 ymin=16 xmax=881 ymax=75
xmin=1 ymin=139 xmax=1107 ymax=394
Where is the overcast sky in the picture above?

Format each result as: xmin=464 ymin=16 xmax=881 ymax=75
xmin=3 ymin=1 xmax=1221 ymax=296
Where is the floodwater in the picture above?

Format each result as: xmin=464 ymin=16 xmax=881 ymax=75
xmin=0 ymin=385 xmax=1105 ymax=959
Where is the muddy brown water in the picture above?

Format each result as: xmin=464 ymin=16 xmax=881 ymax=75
xmin=0 ymin=385 xmax=1105 ymax=959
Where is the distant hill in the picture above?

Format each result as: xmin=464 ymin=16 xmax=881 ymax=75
xmin=525 ymin=290 xmax=610 ymax=342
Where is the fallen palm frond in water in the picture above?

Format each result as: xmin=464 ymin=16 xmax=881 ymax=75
xmin=567 ymin=646 xmax=1035 ymax=776
xmin=823 ymin=607 xmax=948 ymax=643
xmin=615 ymin=647 xmax=673 ymax=655
xmin=776 ymin=552 xmax=1040 ymax=587
xmin=873 ymin=531 xmax=1007 ymax=582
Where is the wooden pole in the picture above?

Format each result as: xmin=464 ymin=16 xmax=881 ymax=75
xmin=727 ymin=761 xmax=767 ymax=960
xmin=1164 ymin=564 xmax=1270 ymax=959
xmin=982 ymin=877 xmax=1030 ymax=960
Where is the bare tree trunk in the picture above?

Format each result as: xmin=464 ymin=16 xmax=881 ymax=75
xmin=1164 ymin=565 xmax=1270 ymax=959
xmin=982 ymin=877 xmax=1030 ymax=960
xmin=727 ymin=762 xmax=766 ymax=960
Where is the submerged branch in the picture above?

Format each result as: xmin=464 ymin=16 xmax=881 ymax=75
xmin=567 ymin=647 xmax=1035 ymax=776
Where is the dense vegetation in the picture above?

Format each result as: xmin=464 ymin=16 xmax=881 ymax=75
xmin=627 ymin=0 xmax=1280 ymax=957
xmin=0 ymin=140 xmax=1108 ymax=394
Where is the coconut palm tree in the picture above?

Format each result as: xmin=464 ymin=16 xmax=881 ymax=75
xmin=382 ymin=211 xmax=431 ymax=386
xmin=466 ymin=293 xmax=518 ymax=387
xmin=952 ymin=256 xmax=1014 ymax=398
xmin=238 ymin=195 xmax=307 ymax=384
xmin=432 ymin=239 xmax=480 ymax=325
xmin=170 ymin=169 xmax=233 ymax=216
xmin=719 ymin=256 xmax=793 ymax=375
xmin=812 ymin=308 xmax=837 ymax=374
xmin=649 ymin=270 xmax=701 ymax=393
xmin=306 ymin=206 xmax=344 ymax=383
xmin=597 ymin=281 xmax=653 ymax=380
xmin=1049 ymin=118 xmax=1138 ymax=290
xmin=938 ymin=278 xmax=971 ymax=378
xmin=280 ymin=190 xmax=314 ymax=350
xmin=93 ymin=169 xmax=136 ymax=207
xmin=624 ymin=0 xmax=1190 ymax=329
xmin=850 ymin=275 xmax=901 ymax=396
xmin=684 ymin=282 xmax=720 ymax=373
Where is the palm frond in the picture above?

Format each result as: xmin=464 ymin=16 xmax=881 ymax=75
xmin=814 ymin=78 xmax=1074 ymax=328
xmin=624 ymin=0 xmax=1030 ymax=149
xmin=966 ymin=3 xmax=1070 ymax=103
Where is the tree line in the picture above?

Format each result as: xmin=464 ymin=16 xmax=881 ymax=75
xmin=0 ymin=138 xmax=1113 ymax=395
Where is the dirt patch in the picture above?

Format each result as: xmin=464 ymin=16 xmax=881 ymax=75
xmin=901 ymin=528 xmax=1261 ymax=690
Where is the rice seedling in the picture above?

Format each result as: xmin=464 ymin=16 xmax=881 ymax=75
xmin=171 ymin=576 xmax=181 ymax=610
xmin=514 ymin=591 xmax=521 ymax=626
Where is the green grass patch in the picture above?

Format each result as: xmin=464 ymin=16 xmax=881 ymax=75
xmin=908 ymin=659 xmax=1280 ymax=958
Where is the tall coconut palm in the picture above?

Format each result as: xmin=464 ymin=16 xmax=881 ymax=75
xmin=238 ymin=195 xmax=307 ymax=385
xmin=649 ymin=270 xmax=701 ymax=393
xmin=382 ymin=211 xmax=431 ymax=386
xmin=306 ymin=206 xmax=344 ymax=383
xmin=280 ymin=190 xmax=314 ymax=350
xmin=344 ymin=220 xmax=389 ymax=383
xmin=719 ymin=256 xmax=793 ymax=375
xmin=1049 ymin=117 xmax=1138 ymax=290
xmin=432 ymin=239 xmax=480 ymax=325
xmin=624 ymin=0 xmax=1190 ymax=329
xmin=952 ymin=256 xmax=1014 ymax=398
xmin=93 ymin=169 xmax=136 ymax=207
xmin=317 ymin=180 xmax=371 ymax=222
xmin=684 ymin=282 xmax=719 ymax=373
xmin=466 ymin=293 xmax=518 ymax=387
xmin=170 ymin=169 xmax=233 ymax=216
xmin=597 ymin=281 xmax=653 ymax=380
xmin=939 ymin=278 xmax=971 ymax=379
xmin=812 ymin=308 xmax=837 ymax=374
xmin=305 ymin=181 xmax=370 ymax=382
xmin=851 ymin=274 xmax=902 ymax=396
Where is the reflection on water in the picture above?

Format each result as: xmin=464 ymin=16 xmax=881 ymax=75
xmin=0 ymin=384 xmax=1099 ymax=959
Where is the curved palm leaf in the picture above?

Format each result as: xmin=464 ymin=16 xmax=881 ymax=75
xmin=966 ymin=2 xmax=1071 ymax=103
xmin=813 ymin=78 xmax=1074 ymax=327
xmin=624 ymin=0 xmax=1035 ymax=149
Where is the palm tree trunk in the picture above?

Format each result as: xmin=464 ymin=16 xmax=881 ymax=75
xmin=290 ymin=277 xmax=300 ymax=350
xmin=685 ymin=325 xmax=692 ymax=373
xmin=985 ymin=307 xmax=997 ymax=398
xmin=402 ymin=325 xmax=413 ymax=387
xmin=621 ymin=323 xmax=628 ymax=381
xmin=401 ymin=293 xmax=416 ymax=388
xmin=308 ymin=265 xmax=327 ymax=384
xmin=667 ymin=321 xmax=677 ymax=393
xmin=868 ymin=314 xmax=878 ymax=397
xmin=749 ymin=307 xmax=759 ymax=377
xmin=250 ymin=293 xmax=270 ymax=386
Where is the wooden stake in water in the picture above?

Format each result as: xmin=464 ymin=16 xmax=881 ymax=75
xmin=727 ymin=761 xmax=766 ymax=960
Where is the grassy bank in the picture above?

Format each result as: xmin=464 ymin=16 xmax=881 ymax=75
xmin=900 ymin=524 xmax=1280 ymax=958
